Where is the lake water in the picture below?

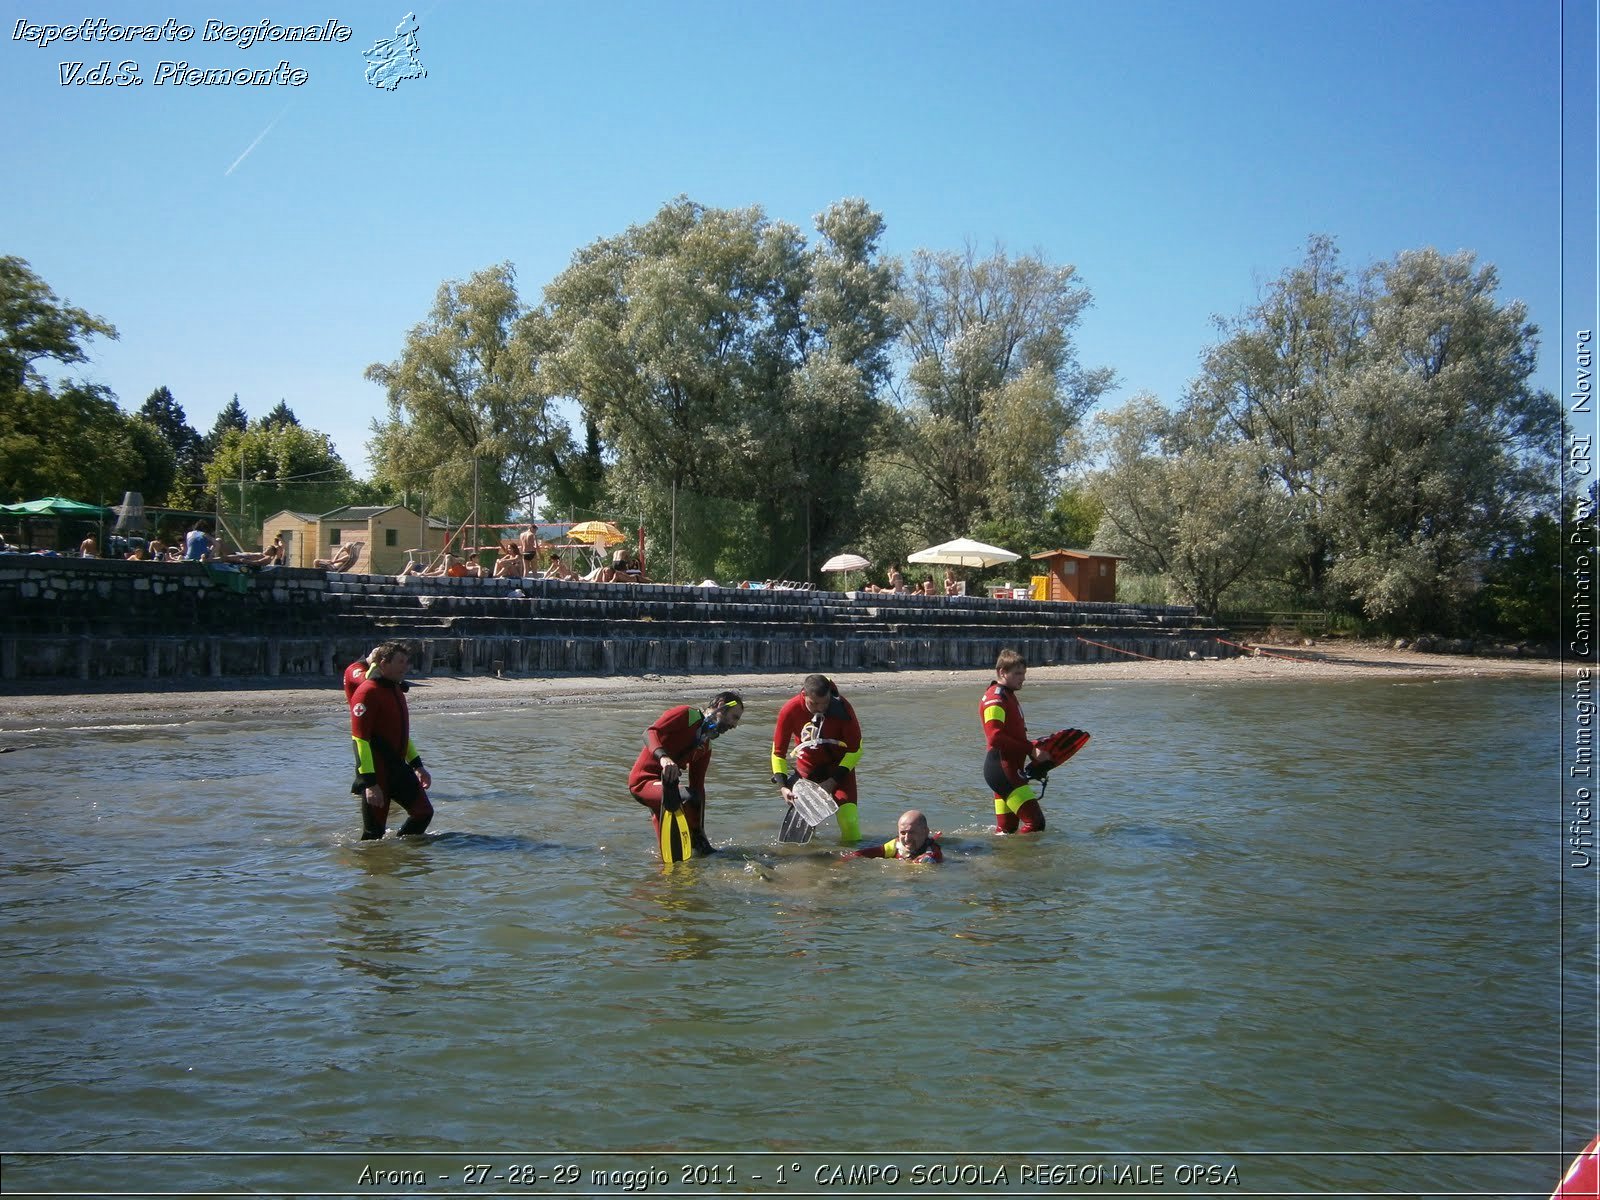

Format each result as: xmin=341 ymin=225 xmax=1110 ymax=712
xmin=0 ymin=672 xmax=1584 ymax=1197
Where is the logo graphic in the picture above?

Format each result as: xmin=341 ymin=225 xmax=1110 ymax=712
xmin=352 ymin=703 xmax=367 ymax=717
xmin=363 ymin=11 xmax=425 ymax=91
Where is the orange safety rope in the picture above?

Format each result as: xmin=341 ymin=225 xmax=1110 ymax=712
xmin=1075 ymin=636 xmax=1165 ymax=662
xmin=1214 ymin=635 xmax=1323 ymax=663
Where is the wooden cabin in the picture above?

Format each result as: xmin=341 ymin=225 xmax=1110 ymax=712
xmin=1029 ymin=549 xmax=1124 ymax=603
xmin=262 ymin=505 xmax=450 ymax=574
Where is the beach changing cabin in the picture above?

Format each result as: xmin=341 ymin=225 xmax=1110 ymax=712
xmin=1029 ymin=549 xmax=1124 ymax=603
xmin=262 ymin=505 xmax=450 ymax=574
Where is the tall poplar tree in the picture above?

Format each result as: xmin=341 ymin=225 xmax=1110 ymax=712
xmin=366 ymin=263 xmax=578 ymax=523
xmin=535 ymin=196 xmax=898 ymax=579
xmin=882 ymin=245 xmax=1113 ymax=545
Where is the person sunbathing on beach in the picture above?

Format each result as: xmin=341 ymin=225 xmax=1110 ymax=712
xmin=313 ymin=541 xmax=360 ymax=572
xmin=843 ymin=809 xmax=942 ymax=863
xmin=611 ymin=549 xmax=651 ymax=583
xmin=493 ymin=542 xmax=523 ymax=578
xmin=412 ymin=553 xmax=479 ymax=578
xmin=222 ymin=534 xmax=285 ymax=568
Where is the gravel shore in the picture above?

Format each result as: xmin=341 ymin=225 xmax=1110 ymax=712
xmin=0 ymin=641 xmax=1567 ymax=734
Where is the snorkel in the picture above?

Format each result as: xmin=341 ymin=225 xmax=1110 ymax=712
xmin=700 ymin=691 xmax=743 ymax=738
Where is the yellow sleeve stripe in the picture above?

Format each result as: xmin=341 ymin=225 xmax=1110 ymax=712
xmin=840 ymin=747 xmax=863 ymax=770
xmin=983 ymin=704 xmax=1007 ymax=723
xmin=352 ymin=736 xmax=375 ymax=774
xmin=405 ymin=739 xmax=419 ymax=763
xmin=771 ymin=752 xmax=789 ymax=775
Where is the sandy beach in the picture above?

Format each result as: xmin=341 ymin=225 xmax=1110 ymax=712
xmin=0 ymin=641 xmax=1567 ymax=733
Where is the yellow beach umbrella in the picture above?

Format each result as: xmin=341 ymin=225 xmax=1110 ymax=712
xmin=567 ymin=520 xmax=626 ymax=546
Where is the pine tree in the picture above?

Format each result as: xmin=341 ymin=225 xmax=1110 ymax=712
xmin=136 ymin=386 xmax=204 ymax=506
xmin=204 ymin=394 xmax=248 ymax=455
xmin=262 ymin=399 xmax=299 ymax=429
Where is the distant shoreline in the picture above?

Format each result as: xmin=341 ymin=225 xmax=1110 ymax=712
xmin=0 ymin=642 xmax=1567 ymax=733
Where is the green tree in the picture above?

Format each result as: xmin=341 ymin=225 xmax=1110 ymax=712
xmin=137 ymin=386 xmax=205 ymax=506
xmin=0 ymin=384 xmax=174 ymax=504
xmin=1475 ymin=506 xmax=1561 ymax=642
xmin=0 ymin=257 xmax=173 ymax=505
xmin=884 ymin=245 xmax=1113 ymax=545
xmin=1186 ymin=235 xmax=1367 ymax=600
xmin=1089 ymin=393 xmax=1289 ymax=617
xmin=0 ymin=255 xmax=117 ymax=395
xmin=204 ymin=395 xmax=249 ymax=457
xmin=367 ymin=263 xmax=579 ymax=525
xmin=204 ymin=422 xmax=351 ymax=491
xmin=205 ymin=422 xmax=353 ymax=545
xmin=1322 ymin=249 xmax=1558 ymax=628
xmin=536 ymin=197 xmax=899 ymax=580
xmin=1185 ymin=238 xmax=1558 ymax=630
xmin=1043 ymin=487 xmax=1104 ymax=549
xmin=262 ymin=400 xmax=299 ymax=429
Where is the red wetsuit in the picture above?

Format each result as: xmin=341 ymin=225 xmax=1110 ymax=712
xmin=343 ymin=660 xmax=370 ymax=703
xmin=846 ymin=837 xmax=943 ymax=863
xmin=771 ymin=690 xmax=863 ymax=841
xmin=771 ymin=693 xmax=862 ymax=787
xmin=350 ymin=676 xmax=431 ymax=838
xmin=980 ymin=681 xmax=1044 ymax=834
xmin=629 ymin=705 xmax=719 ymax=857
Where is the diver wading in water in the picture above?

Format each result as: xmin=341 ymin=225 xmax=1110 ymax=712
xmin=980 ymin=649 xmax=1090 ymax=834
xmin=771 ymin=674 xmax=864 ymax=845
xmin=628 ymin=691 xmax=744 ymax=862
xmin=349 ymin=642 xmax=433 ymax=839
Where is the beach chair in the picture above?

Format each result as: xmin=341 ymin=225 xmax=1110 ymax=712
xmin=314 ymin=540 xmax=364 ymax=572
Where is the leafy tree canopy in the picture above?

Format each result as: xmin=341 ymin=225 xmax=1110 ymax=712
xmin=0 ymin=255 xmax=117 ymax=395
xmin=883 ymin=245 xmax=1113 ymax=546
xmin=367 ymin=262 xmax=578 ymax=525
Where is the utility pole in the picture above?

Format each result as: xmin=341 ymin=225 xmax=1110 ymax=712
xmin=471 ymin=456 xmax=480 ymax=567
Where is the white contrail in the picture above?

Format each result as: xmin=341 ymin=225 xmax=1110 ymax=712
xmin=225 ymin=102 xmax=295 ymax=176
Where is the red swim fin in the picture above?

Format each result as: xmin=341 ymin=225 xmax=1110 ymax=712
xmin=1033 ymin=728 xmax=1090 ymax=767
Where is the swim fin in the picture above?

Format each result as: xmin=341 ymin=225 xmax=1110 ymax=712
xmin=778 ymin=804 xmax=814 ymax=844
xmin=659 ymin=807 xmax=695 ymax=863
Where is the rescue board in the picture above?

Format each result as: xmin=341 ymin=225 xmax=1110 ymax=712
xmin=1552 ymin=1132 xmax=1600 ymax=1197
xmin=1030 ymin=728 xmax=1090 ymax=772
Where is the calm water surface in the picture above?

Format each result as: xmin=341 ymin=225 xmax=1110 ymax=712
xmin=0 ymin=674 xmax=1574 ymax=1196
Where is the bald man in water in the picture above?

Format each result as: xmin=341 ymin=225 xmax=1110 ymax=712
xmin=843 ymin=809 xmax=943 ymax=863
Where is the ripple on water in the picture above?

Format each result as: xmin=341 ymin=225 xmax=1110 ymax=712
xmin=0 ymin=676 xmax=1564 ymax=1197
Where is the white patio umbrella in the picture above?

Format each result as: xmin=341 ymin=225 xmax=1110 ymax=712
xmin=907 ymin=537 xmax=1020 ymax=568
xmin=820 ymin=553 xmax=870 ymax=572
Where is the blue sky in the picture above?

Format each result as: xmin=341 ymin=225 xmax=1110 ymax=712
xmin=4 ymin=0 xmax=1594 ymax=478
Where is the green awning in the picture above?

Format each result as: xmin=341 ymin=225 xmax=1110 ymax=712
xmin=0 ymin=496 xmax=112 ymax=518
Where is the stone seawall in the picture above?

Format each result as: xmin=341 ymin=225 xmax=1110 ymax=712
xmin=0 ymin=558 xmax=1239 ymax=683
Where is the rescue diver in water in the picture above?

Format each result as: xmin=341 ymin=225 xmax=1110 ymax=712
xmin=843 ymin=809 xmax=943 ymax=863
xmin=349 ymin=641 xmax=433 ymax=839
xmin=980 ymin=649 xmax=1090 ymax=834
xmin=628 ymin=691 xmax=744 ymax=862
xmin=771 ymin=674 xmax=864 ymax=844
